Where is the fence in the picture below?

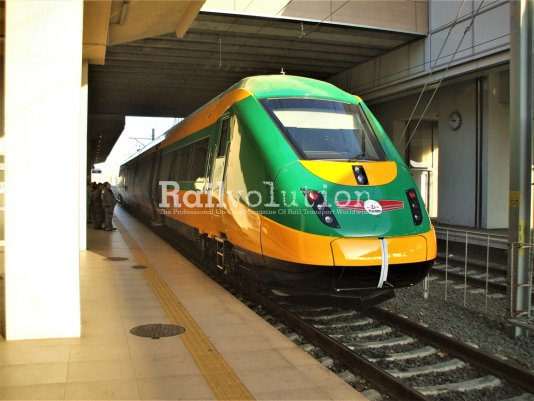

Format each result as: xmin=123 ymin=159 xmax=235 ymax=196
xmin=426 ymin=225 xmax=533 ymax=330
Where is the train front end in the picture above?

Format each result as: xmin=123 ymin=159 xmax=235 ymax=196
xmin=238 ymin=78 xmax=436 ymax=304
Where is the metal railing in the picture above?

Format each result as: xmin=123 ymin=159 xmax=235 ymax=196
xmin=426 ymin=226 xmax=533 ymax=328
xmin=508 ymin=241 xmax=533 ymax=329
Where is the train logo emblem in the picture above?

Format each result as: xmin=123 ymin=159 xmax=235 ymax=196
xmin=335 ymin=199 xmax=404 ymax=215
xmin=364 ymin=200 xmax=382 ymax=215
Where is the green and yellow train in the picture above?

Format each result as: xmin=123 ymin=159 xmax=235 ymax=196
xmin=118 ymin=75 xmax=436 ymax=305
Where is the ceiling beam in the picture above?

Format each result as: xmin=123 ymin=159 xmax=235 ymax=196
xmin=108 ymin=1 xmax=205 ymax=45
xmin=101 ymin=52 xmax=347 ymax=74
xmin=110 ymin=42 xmax=370 ymax=65
xmin=83 ymin=0 xmax=112 ymax=64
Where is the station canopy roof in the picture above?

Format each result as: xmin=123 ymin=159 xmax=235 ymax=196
xmin=88 ymin=10 xmax=424 ymax=164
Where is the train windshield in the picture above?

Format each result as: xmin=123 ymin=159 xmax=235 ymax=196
xmin=261 ymin=98 xmax=386 ymax=161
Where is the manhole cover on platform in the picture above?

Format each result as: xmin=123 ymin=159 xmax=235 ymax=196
xmin=130 ymin=324 xmax=185 ymax=339
xmin=106 ymin=256 xmax=129 ymax=261
xmin=130 ymin=265 xmax=147 ymax=269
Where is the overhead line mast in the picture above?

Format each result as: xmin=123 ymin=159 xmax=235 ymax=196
xmin=507 ymin=0 xmax=533 ymax=338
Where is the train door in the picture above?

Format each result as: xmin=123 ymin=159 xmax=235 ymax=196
xmin=210 ymin=115 xmax=231 ymax=236
xmin=405 ymin=120 xmax=438 ymax=219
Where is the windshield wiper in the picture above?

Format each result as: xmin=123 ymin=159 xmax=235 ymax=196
xmin=349 ymin=151 xmax=366 ymax=161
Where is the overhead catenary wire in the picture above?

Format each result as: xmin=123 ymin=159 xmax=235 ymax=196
xmin=220 ymin=0 xmax=350 ymax=74
xmin=403 ymin=0 xmax=486 ymax=153
xmin=275 ymin=0 xmax=294 ymax=16
xmin=396 ymin=0 xmax=467 ymax=149
xmin=278 ymin=0 xmax=351 ymax=73
xmin=241 ymin=0 xmax=254 ymax=13
xmin=404 ymin=1 xmax=487 ymax=151
xmin=216 ymin=0 xmax=294 ymax=68
xmin=218 ymin=37 xmax=222 ymax=68
xmin=299 ymin=0 xmax=351 ymax=38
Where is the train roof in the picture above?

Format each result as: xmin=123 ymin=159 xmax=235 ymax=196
xmin=120 ymin=75 xmax=361 ymax=166
xmin=228 ymin=74 xmax=360 ymax=103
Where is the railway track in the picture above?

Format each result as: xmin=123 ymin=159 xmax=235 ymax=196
xmin=432 ymin=261 xmax=507 ymax=295
xmin=251 ymin=294 xmax=534 ymax=401
xmin=431 ymin=260 xmax=534 ymax=304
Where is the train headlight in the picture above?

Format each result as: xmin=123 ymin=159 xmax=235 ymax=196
xmin=356 ymin=174 xmax=368 ymax=185
xmin=301 ymin=189 xmax=340 ymax=228
xmin=353 ymin=165 xmax=369 ymax=185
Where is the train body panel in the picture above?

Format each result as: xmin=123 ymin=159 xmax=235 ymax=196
xmin=117 ymin=75 xmax=436 ymax=304
xmin=260 ymin=211 xmax=435 ymax=266
xmin=270 ymin=160 xmax=431 ymax=237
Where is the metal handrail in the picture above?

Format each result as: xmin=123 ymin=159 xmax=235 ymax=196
xmin=434 ymin=225 xmax=507 ymax=240
xmin=508 ymin=242 xmax=533 ymax=324
xmin=428 ymin=227 xmax=533 ymax=321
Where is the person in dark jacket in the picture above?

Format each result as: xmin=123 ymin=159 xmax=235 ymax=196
xmin=87 ymin=182 xmax=94 ymax=224
xmin=92 ymin=183 xmax=104 ymax=229
xmin=101 ymin=182 xmax=117 ymax=231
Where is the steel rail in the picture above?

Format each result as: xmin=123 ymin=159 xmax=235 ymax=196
xmin=436 ymin=256 xmax=507 ymax=277
xmin=250 ymin=292 xmax=431 ymax=401
xmin=432 ymin=267 xmax=506 ymax=293
xmin=431 ymin=267 xmax=534 ymax=303
xmin=368 ymin=307 xmax=534 ymax=394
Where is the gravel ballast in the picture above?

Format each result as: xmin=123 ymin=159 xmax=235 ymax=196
xmin=381 ymin=278 xmax=534 ymax=370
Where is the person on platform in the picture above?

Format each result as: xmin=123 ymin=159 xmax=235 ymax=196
xmin=101 ymin=182 xmax=117 ymax=231
xmin=91 ymin=183 xmax=104 ymax=229
xmin=87 ymin=181 xmax=93 ymax=224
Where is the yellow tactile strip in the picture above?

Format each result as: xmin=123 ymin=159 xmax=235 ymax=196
xmin=114 ymin=217 xmax=255 ymax=401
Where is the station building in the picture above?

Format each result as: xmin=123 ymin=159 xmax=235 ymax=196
xmin=330 ymin=1 xmax=512 ymax=230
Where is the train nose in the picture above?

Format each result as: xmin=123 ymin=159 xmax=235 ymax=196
xmin=331 ymin=238 xmax=383 ymax=265
xmin=330 ymin=232 xmax=435 ymax=289
xmin=330 ymin=235 xmax=430 ymax=267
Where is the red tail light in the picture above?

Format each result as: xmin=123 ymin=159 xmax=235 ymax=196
xmin=406 ymin=189 xmax=423 ymax=226
xmin=301 ymin=189 xmax=340 ymax=228
xmin=307 ymin=190 xmax=320 ymax=202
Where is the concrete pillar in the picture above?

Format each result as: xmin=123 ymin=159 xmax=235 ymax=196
xmin=4 ymin=0 xmax=83 ymax=339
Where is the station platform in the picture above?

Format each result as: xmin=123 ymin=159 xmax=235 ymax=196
xmin=0 ymin=207 xmax=366 ymax=400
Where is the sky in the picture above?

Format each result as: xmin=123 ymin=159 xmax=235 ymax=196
xmin=92 ymin=116 xmax=179 ymax=183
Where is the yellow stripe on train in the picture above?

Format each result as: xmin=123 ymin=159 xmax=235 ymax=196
xmin=260 ymin=213 xmax=436 ymax=266
xmin=299 ymin=160 xmax=398 ymax=186
xmin=162 ymin=88 xmax=253 ymax=149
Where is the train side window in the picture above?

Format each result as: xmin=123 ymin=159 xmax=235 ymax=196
xmin=159 ymin=151 xmax=174 ymax=181
xmin=166 ymin=148 xmax=181 ymax=182
xmin=217 ymin=118 xmax=230 ymax=157
xmin=189 ymin=138 xmax=210 ymax=182
xmin=176 ymin=146 xmax=192 ymax=181
xmin=211 ymin=117 xmax=231 ymax=197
